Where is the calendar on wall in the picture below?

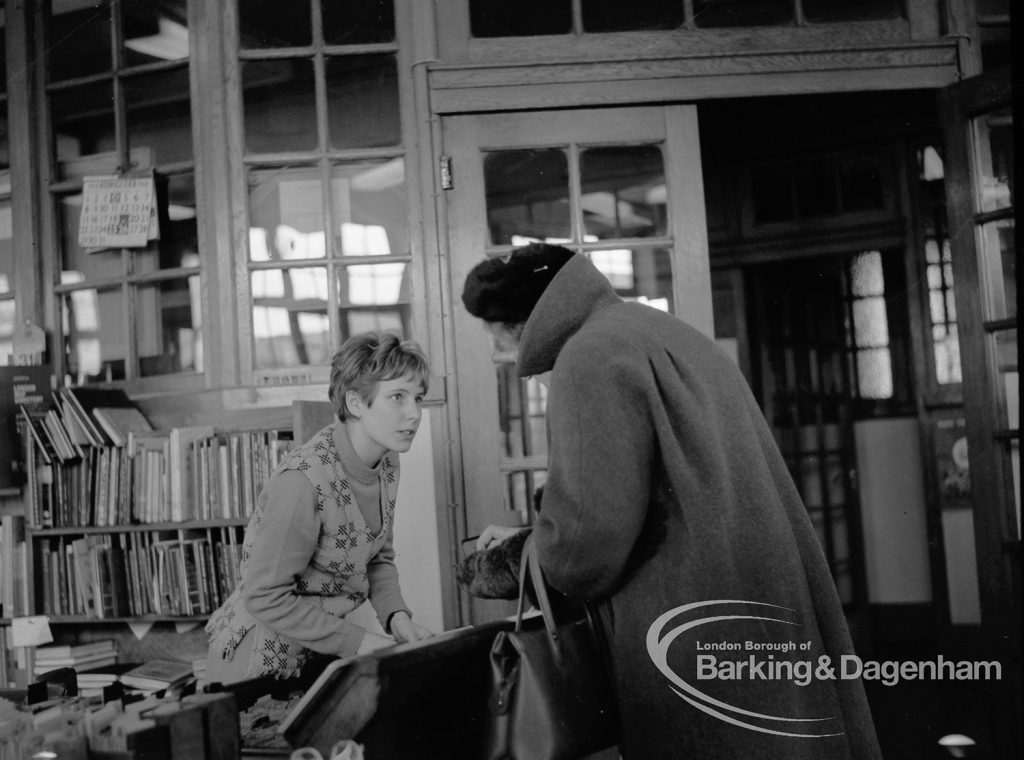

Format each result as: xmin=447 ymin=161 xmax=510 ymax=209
xmin=77 ymin=174 xmax=159 ymax=249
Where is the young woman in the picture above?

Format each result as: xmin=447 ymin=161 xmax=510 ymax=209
xmin=205 ymin=332 xmax=433 ymax=684
xmin=462 ymin=244 xmax=882 ymax=760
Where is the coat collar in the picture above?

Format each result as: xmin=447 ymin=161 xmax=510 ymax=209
xmin=516 ymin=255 xmax=621 ymax=377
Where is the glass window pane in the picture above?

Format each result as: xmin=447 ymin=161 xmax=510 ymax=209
xmin=751 ymin=164 xmax=793 ymax=223
xmin=243 ymin=60 xmax=317 ymax=154
xmin=0 ymin=299 xmax=14 ymax=361
xmin=322 ymin=0 xmax=395 ymax=44
xmin=794 ymin=161 xmax=837 ymax=217
xmin=51 ymin=83 xmax=117 ymax=176
xmin=934 ymin=326 xmax=962 ymax=385
xmin=580 ymin=145 xmax=667 ymax=239
xmin=582 ymin=0 xmax=683 ymax=31
xmin=239 ymin=0 xmax=311 ymax=48
xmin=137 ymin=277 xmax=203 ymax=376
xmin=123 ymin=0 xmax=190 ymax=65
xmin=803 ymin=0 xmax=903 ymax=22
xmin=856 ymin=347 xmax=893 ymax=399
xmin=693 ymin=0 xmax=793 ymax=28
xmin=470 ymin=0 xmax=572 ymax=37
xmin=484 ymin=149 xmax=570 ymax=246
xmin=325 ymin=54 xmax=400 ymax=150
xmin=49 ymin=2 xmax=112 ymax=82
xmin=852 ymin=297 xmax=889 ymax=347
xmin=850 ymin=251 xmax=884 ymax=297
xmin=337 ymin=263 xmax=411 ymax=341
xmin=125 ymin=67 xmax=193 ymax=165
xmin=979 ymin=219 xmax=1015 ymax=321
xmin=590 ymin=248 xmax=674 ymax=314
xmin=134 ymin=174 xmax=200 ymax=272
xmin=59 ymin=198 xmax=123 ymax=280
xmin=840 ymin=155 xmax=885 ymax=211
xmin=994 ymin=329 xmax=1017 ymax=431
xmin=249 ymin=167 xmax=335 ymax=262
xmin=334 ymin=160 xmax=408 ymax=257
xmin=252 ymin=266 xmax=329 ymax=367
xmin=975 ymin=106 xmax=1013 ymax=213
xmin=62 ymin=286 xmax=127 ymax=385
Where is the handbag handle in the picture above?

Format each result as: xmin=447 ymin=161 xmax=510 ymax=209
xmin=514 ymin=534 xmax=562 ymax=653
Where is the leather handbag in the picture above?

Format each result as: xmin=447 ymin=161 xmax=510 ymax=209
xmin=486 ymin=535 xmax=619 ymax=760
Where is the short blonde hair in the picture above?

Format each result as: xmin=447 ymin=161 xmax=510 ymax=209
xmin=328 ymin=332 xmax=430 ymax=421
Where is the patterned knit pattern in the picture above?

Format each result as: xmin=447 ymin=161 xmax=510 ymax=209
xmin=205 ymin=424 xmax=399 ymax=679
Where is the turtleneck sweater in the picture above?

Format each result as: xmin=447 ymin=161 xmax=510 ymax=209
xmin=333 ymin=422 xmax=383 ymax=535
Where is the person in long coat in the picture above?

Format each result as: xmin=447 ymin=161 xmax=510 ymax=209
xmin=463 ymin=243 xmax=882 ymax=760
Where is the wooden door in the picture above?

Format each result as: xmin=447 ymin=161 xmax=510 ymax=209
xmin=938 ymin=66 xmax=1019 ymax=755
xmin=441 ymin=106 xmax=711 ymax=623
xmin=749 ymin=255 xmax=871 ymax=641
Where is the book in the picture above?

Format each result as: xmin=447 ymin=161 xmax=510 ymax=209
xmin=120 ymin=659 xmax=194 ymax=691
xmin=92 ymin=406 xmax=155 ymax=448
xmin=34 ymin=640 xmax=116 ymax=659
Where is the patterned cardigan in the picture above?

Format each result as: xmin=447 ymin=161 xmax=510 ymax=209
xmin=205 ymin=424 xmax=400 ymax=679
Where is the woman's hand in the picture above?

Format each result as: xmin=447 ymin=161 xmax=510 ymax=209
xmin=476 ymin=524 xmax=528 ymax=551
xmin=388 ymin=611 xmax=434 ymax=644
xmin=356 ymin=631 xmax=394 ymax=656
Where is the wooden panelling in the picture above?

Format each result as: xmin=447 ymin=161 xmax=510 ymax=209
xmin=428 ymin=44 xmax=958 ymax=114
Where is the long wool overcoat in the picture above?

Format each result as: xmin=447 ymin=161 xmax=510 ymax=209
xmin=521 ymin=255 xmax=882 ymax=760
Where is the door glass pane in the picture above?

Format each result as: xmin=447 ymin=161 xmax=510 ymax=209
xmin=137 ymin=278 xmax=203 ymax=376
xmin=590 ymin=248 xmax=674 ymax=313
xmin=693 ymin=0 xmax=792 ymax=28
xmin=251 ymin=266 xmax=329 ymax=368
xmin=504 ymin=470 xmax=548 ymax=525
xmin=325 ymin=54 xmax=400 ymax=150
xmin=975 ymin=106 xmax=1013 ymax=213
xmin=239 ymin=0 xmax=311 ymax=48
xmin=322 ymin=0 xmax=395 ymax=44
xmin=498 ymin=366 xmax=548 ymax=460
xmin=582 ymin=0 xmax=683 ymax=31
xmin=803 ymin=0 xmax=903 ymax=22
xmin=580 ymin=145 xmax=667 ymax=239
xmin=243 ymin=60 xmax=317 ymax=154
xmin=470 ymin=0 xmax=572 ymax=37
xmin=337 ymin=262 xmax=411 ymax=341
xmin=62 ymin=286 xmax=126 ymax=384
xmin=125 ymin=68 xmax=193 ymax=165
xmin=979 ymin=218 xmax=1015 ymax=321
xmin=484 ymin=149 xmax=570 ymax=246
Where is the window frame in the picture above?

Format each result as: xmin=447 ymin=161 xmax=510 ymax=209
xmin=38 ymin=0 xmax=204 ymax=393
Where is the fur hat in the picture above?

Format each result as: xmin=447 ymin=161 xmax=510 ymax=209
xmin=461 ymin=243 xmax=575 ymax=324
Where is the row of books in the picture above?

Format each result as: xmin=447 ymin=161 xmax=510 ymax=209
xmin=17 ymin=386 xmax=295 ymax=529
xmin=34 ymin=529 xmax=243 ymax=619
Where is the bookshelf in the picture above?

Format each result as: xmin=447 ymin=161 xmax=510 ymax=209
xmin=9 ymin=391 xmax=299 ymax=627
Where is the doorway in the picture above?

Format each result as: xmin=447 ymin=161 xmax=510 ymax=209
xmin=441 ymin=105 xmax=712 ymax=623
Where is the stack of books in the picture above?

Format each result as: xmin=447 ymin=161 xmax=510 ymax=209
xmin=76 ymin=661 xmax=140 ymax=698
xmin=120 ymin=659 xmax=195 ymax=694
xmin=32 ymin=640 xmax=117 ymax=678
